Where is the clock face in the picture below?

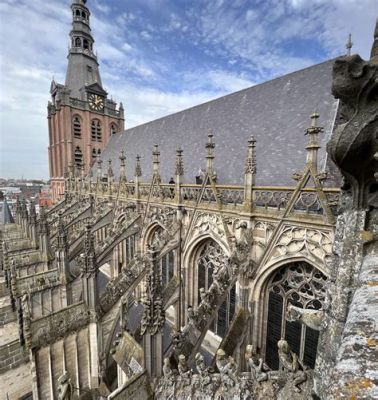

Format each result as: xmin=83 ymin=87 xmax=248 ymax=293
xmin=88 ymin=94 xmax=104 ymax=111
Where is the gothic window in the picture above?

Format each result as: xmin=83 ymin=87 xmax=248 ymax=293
xmin=196 ymin=240 xmax=235 ymax=338
xmin=83 ymin=39 xmax=89 ymax=50
xmin=74 ymin=147 xmax=83 ymax=168
xmin=73 ymin=116 xmax=82 ymax=138
xmin=91 ymin=120 xmax=102 ymax=142
xmin=161 ymin=250 xmax=174 ymax=288
xmin=75 ymin=37 xmax=81 ymax=48
xmin=81 ymin=11 xmax=87 ymax=19
xmin=265 ymin=261 xmax=327 ymax=370
xmin=126 ymin=234 xmax=136 ymax=262
xmin=110 ymin=123 xmax=118 ymax=135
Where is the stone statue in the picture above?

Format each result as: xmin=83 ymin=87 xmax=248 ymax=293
xmin=216 ymin=348 xmax=238 ymax=388
xmin=245 ymin=344 xmax=268 ymax=382
xmin=178 ymin=354 xmax=192 ymax=387
xmin=195 ymin=352 xmax=211 ymax=389
xmin=277 ymin=339 xmax=307 ymax=393
xmin=21 ymin=291 xmax=30 ymax=319
xmin=57 ymin=371 xmax=73 ymax=400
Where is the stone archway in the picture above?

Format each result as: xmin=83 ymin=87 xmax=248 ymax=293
xmin=263 ymin=261 xmax=327 ymax=370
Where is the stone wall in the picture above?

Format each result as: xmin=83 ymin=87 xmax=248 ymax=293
xmin=0 ymin=339 xmax=29 ymax=373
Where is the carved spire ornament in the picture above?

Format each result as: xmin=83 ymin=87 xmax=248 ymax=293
xmin=305 ymin=111 xmax=323 ymax=168
xmin=135 ymin=155 xmax=142 ymax=178
xmin=244 ymin=135 xmax=257 ymax=175
xmin=175 ymin=147 xmax=184 ymax=177
xmin=119 ymin=150 xmax=127 ymax=182
xmin=152 ymin=144 xmax=161 ymax=182
xmin=205 ymin=132 xmax=215 ymax=175
xmin=96 ymin=155 xmax=103 ymax=181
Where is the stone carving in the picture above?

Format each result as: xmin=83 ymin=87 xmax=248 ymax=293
xmin=286 ymin=303 xmax=324 ymax=331
xmin=277 ymin=339 xmax=308 ymax=393
xmin=57 ymin=371 xmax=73 ymax=400
xmin=272 ymin=226 xmax=333 ymax=263
xmin=178 ymin=354 xmax=192 ymax=387
xmin=245 ymin=344 xmax=268 ymax=383
xmin=30 ymin=302 xmax=90 ymax=348
xmin=216 ymin=348 xmax=238 ymax=389
xmin=192 ymin=213 xmax=225 ymax=239
xmin=327 ymin=51 xmax=378 ymax=209
xmin=195 ymin=352 xmax=212 ymax=390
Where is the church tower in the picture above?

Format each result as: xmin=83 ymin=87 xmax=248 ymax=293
xmin=48 ymin=0 xmax=125 ymax=202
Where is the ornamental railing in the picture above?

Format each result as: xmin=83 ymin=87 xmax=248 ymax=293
xmin=68 ymin=179 xmax=339 ymax=220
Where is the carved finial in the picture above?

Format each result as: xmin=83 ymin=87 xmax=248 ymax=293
xmin=175 ymin=147 xmax=184 ymax=177
xmin=245 ymin=135 xmax=256 ymax=175
xmin=346 ymin=33 xmax=353 ymax=56
xmin=119 ymin=150 xmax=127 ymax=182
xmin=152 ymin=144 xmax=161 ymax=181
xmin=305 ymin=112 xmax=324 ymax=167
xmin=371 ymin=18 xmax=378 ymax=60
xmin=57 ymin=212 xmax=67 ymax=250
xmin=135 ymin=155 xmax=142 ymax=178
xmin=107 ymin=159 xmax=113 ymax=178
xmin=96 ymin=155 xmax=103 ymax=180
xmin=205 ymin=132 xmax=215 ymax=174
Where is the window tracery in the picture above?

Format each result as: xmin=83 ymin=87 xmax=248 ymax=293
xmin=265 ymin=261 xmax=327 ymax=370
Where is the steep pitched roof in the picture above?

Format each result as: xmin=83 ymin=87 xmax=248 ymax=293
xmin=0 ymin=200 xmax=14 ymax=225
xmin=99 ymin=59 xmax=340 ymax=187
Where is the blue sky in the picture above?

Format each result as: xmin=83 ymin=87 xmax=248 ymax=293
xmin=0 ymin=0 xmax=377 ymax=179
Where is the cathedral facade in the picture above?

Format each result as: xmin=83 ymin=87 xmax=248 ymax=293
xmin=0 ymin=1 xmax=377 ymax=399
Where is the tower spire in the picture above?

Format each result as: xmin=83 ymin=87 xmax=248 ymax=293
xmin=65 ymin=0 xmax=103 ymax=98
xmin=345 ymin=33 xmax=353 ymax=56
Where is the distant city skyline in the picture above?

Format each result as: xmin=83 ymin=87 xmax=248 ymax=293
xmin=0 ymin=0 xmax=377 ymax=179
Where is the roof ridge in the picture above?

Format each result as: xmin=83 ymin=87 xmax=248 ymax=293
xmin=121 ymin=57 xmax=339 ymax=133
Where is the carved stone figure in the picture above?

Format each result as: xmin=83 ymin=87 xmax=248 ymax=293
xmin=216 ymin=348 xmax=238 ymax=388
xmin=178 ymin=354 xmax=192 ymax=387
xmin=195 ymin=352 xmax=211 ymax=389
xmin=57 ymin=371 xmax=73 ymax=400
xmin=245 ymin=344 xmax=268 ymax=383
xmin=277 ymin=339 xmax=307 ymax=393
xmin=286 ymin=304 xmax=324 ymax=331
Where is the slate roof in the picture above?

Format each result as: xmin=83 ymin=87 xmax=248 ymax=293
xmin=0 ymin=200 xmax=14 ymax=225
xmin=99 ymin=59 xmax=340 ymax=187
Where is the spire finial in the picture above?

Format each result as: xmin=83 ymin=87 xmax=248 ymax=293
xmin=205 ymin=131 xmax=215 ymax=174
xmin=346 ymin=33 xmax=353 ymax=56
xmin=175 ymin=147 xmax=184 ymax=177
xmin=135 ymin=155 xmax=142 ymax=178
xmin=245 ymin=135 xmax=256 ymax=175
xmin=305 ymin=111 xmax=323 ymax=167
xmin=152 ymin=144 xmax=161 ymax=180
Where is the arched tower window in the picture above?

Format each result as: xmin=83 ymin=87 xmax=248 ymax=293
xmin=75 ymin=9 xmax=81 ymax=16
xmin=91 ymin=120 xmax=102 ymax=142
xmin=92 ymin=148 xmax=97 ymax=160
xmin=81 ymin=11 xmax=87 ymax=19
xmin=75 ymin=37 xmax=81 ymax=48
xmin=196 ymin=240 xmax=236 ymax=338
xmin=110 ymin=123 xmax=118 ymax=136
xmin=265 ymin=261 xmax=327 ymax=370
xmin=73 ymin=116 xmax=82 ymax=138
xmin=83 ymin=39 xmax=89 ymax=50
xmin=74 ymin=147 xmax=83 ymax=168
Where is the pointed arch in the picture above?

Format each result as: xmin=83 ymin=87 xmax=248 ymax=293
xmin=91 ymin=119 xmax=102 ymax=142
